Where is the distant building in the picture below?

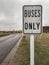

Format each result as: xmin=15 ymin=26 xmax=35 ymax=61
xmin=43 ymin=26 xmax=49 ymax=33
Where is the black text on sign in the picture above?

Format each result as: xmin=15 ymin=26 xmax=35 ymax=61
xmin=23 ymin=5 xmax=42 ymax=34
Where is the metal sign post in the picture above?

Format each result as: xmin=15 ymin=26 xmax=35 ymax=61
xmin=30 ymin=35 xmax=34 ymax=65
xmin=23 ymin=5 xmax=42 ymax=65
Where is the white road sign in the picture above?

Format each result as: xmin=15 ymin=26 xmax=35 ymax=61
xmin=23 ymin=5 xmax=42 ymax=34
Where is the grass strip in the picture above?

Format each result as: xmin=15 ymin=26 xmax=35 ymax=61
xmin=11 ymin=35 xmax=30 ymax=65
xmin=35 ymin=33 xmax=49 ymax=65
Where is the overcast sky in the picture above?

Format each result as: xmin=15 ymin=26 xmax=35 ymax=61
xmin=0 ymin=0 xmax=49 ymax=31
